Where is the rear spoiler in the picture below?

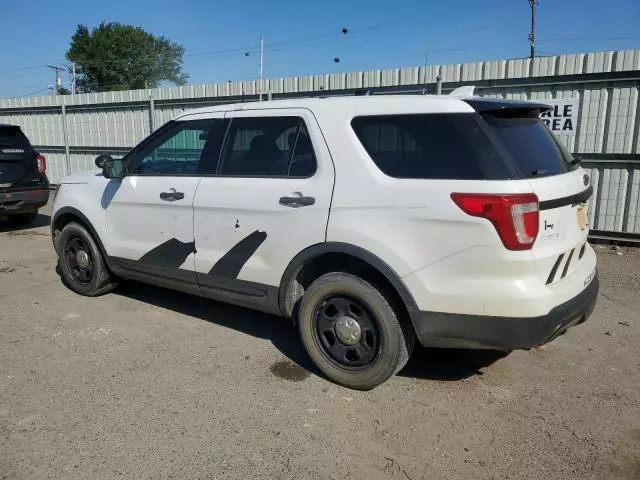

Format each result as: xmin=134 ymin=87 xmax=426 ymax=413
xmin=466 ymin=99 xmax=552 ymax=117
xmin=449 ymin=85 xmax=476 ymax=97
xmin=449 ymin=85 xmax=552 ymax=116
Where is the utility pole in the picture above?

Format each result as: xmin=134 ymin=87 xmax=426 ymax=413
xmin=528 ymin=0 xmax=538 ymax=58
xmin=47 ymin=65 xmax=64 ymax=95
xmin=259 ymin=35 xmax=264 ymax=101
xmin=423 ymin=48 xmax=429 ymax=85
xmin=71 ymin=62 xmax=76 ymax=95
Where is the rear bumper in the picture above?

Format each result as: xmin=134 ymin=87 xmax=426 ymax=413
xmin=0 ymin=189 xmax=50 ymax=214
xmin=409 ymin=273 xmax=599 ymax=350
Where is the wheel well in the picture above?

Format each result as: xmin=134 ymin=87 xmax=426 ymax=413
xmin=51 ymin=211 xmax=108 ymax=269
xmin=52 ymin=212 xmax=83 ymax=232
xmin=52 ymin=212 xmax=85 ymax=245
xmin=283 ymin=252 xmax=412 ymax=328
xmin=52 ymin=213 xmax=75 ymax=250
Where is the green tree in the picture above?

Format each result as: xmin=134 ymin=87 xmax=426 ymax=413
xmin=66 ymin=22 xmax=188 ymax=92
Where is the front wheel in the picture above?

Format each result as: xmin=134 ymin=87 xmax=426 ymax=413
xmin=298 ymin=272 xmax=414 ymax=390
xmin=57 ymin=222 xmax=117 ymax=296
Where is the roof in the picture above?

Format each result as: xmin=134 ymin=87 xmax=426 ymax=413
xmin=175 ymin=94 xmax=477 ymax=120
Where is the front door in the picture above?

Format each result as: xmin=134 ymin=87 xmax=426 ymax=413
xmin=192 ymin=108 xmax=335 ymax=312
xmin=104 ymin=114 xmax=225 ymax=290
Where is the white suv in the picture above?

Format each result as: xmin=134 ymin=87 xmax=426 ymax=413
xmin=51 ymin=94 xmax=598 ymax=390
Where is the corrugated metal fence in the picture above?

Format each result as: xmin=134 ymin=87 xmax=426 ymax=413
xmin=1 ymin=49 xmax=639 ymax=238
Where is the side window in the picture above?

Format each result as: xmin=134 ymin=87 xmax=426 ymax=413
xmin=351 ymin=114 xmax=512 ymax=180
xmin=128 ymin=119 xmax=221 ymax=176
xmin=218 ymin=116 xmax=317 ymax=177
xmin=287 ymin=123 xmax=316 ymax=177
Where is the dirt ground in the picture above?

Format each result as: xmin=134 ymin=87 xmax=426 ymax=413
xmin=1 ymin=209 xmax=639 ymax=480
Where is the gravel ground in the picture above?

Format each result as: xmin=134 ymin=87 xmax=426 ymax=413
xmin=1 ymin=210 xmax=639 ymax=480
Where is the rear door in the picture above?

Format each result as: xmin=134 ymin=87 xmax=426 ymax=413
xmin=478 ymin=108 xmax=592 ymax=286
xmin=192 ymin=108 xmax=335 ymax=311
xmin=0 ymin=125 xmax=43 ymax=191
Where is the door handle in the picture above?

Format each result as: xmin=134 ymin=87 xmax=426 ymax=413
xmin=159 ymin=189 xmax=185 ymax=201
xmin=279 ymin=194 xmax=315 ymax=208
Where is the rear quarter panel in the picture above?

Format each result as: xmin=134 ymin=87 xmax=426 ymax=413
xmin=315 ymin=104 xmax=537 ymax=278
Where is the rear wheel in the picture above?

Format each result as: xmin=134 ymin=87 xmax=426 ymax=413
xmin=58 ymin=222 xmax=116 ymax=296
xmin=298 ymin=272 xmax=414 ymax=390
xmin=6 ymin=211 xmax=38 ymax=226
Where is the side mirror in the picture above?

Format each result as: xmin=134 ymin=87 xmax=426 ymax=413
xmin=103 ymin=158 xmax=125 ymax=179
xmin=95 ymin=154 xmax=113 ymax=169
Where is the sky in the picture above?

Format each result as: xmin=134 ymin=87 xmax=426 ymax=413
xmin=0 ymin=0 xmax=639 ymax=98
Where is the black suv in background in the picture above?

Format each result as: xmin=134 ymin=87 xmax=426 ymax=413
xmin=0 ymin=124 xmax=49 ymax=226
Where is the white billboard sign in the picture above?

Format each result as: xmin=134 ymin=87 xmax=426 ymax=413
xmin=539 ymin=97 xmax=579 ymax=137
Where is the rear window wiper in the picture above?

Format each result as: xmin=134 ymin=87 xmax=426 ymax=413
xmin=570 ymin=155 xmax=582 ymax=166
xmin=531 ymin=169 xmax=549 ymax=177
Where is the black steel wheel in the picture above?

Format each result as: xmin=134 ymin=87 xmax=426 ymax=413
xmin=298 ymin=272 xmax=415 ymax=390
xmin=314 ymin=295 xmax=380 ymax=368
xmin=64 ymin=236 xmax=94 ymax=285
xmin=57 ymin=222 xmax=116 ymax=296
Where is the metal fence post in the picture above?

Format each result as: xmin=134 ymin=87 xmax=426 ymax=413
xmin=61 ymin=98 xmax=71 ymax=176
xmin=148 ymin=91 xmax=155 ymax=134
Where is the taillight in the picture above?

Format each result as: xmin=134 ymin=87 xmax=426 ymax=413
xmin=451 ymin=193 xmax=539 ymax=250
xmin=36 ymin=153 xmax=46 ymax=174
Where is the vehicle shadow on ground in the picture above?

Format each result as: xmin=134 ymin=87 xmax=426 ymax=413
xmin=398 ymin=346 xmax=509 ymax=381
xmin=115 ymin=282 xmax=320 ymax=375
xmin=0 ymin=213 xmax=51 ymax=233
xmin=112 ymin=281 xmax=508 ymax=382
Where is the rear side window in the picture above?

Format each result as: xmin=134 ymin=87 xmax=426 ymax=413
xmin=0 ymin=126 xmax=32 ymax=151
xmin=481 ymin=114 xmax=572 ymax=177
xmin=218 ymin=116 xmax=317 ymax=177
xmin=351 ymin=114 xmax=515 ymax=180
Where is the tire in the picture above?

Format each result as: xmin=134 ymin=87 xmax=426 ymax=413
xmin=298 ymin=272 xmax=415 ymax=390
xmin=6 ymin=211 xmax=38 ymax=226
xmin=57 ymin=222 xmax=116 ymax=296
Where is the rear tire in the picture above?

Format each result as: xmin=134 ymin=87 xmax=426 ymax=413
xmin=298 ymin=272 xmax=415 ymax=390
xmin=57 ymin=222 xmax=116 ymax=296
xmin=6 ymin=211 xmax=38 ymax=226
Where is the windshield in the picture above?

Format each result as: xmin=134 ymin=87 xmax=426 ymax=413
xmin=0 ymin=126 xmax=31 ymax=150
xmin=481 ymin=114 xmax=575 ymax=178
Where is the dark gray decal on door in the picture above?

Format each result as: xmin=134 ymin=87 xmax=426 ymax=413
xmin=208 ymin=230 xmax=267 ymax=279
xmin=138 ymin=238 xmax=197 ymax=269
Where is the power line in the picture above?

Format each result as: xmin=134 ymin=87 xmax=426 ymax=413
xmin=2 ymin=23 xmax=637 ymax=80
xmin=539 ymin=34 xmax=640 ymax=43
xmin=0 ymin=64 xmax=48 ymax=79
xmin=4 ymin=17 xmax=500 ymax=73
xmin=185 ymin=44 xmax=259 ymax=58
xmin=2 ymin=16 xmax=639 ymax=99
xmin=3 ymin=87 xmax=50 ymax=99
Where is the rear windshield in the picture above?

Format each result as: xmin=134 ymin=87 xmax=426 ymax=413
xmin=0 ymin=126 xmax=31 ymax=150
xmin=351 ymin=113 xmax=574 ymax=180
xmin=481 ymin=114 xmax=572 ymax=177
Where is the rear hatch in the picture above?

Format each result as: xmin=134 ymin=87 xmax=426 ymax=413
xmin=0 ymin=125 xmax=44 ymax=192
xmin=471 ymin=100 xmax=592 ymax=286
